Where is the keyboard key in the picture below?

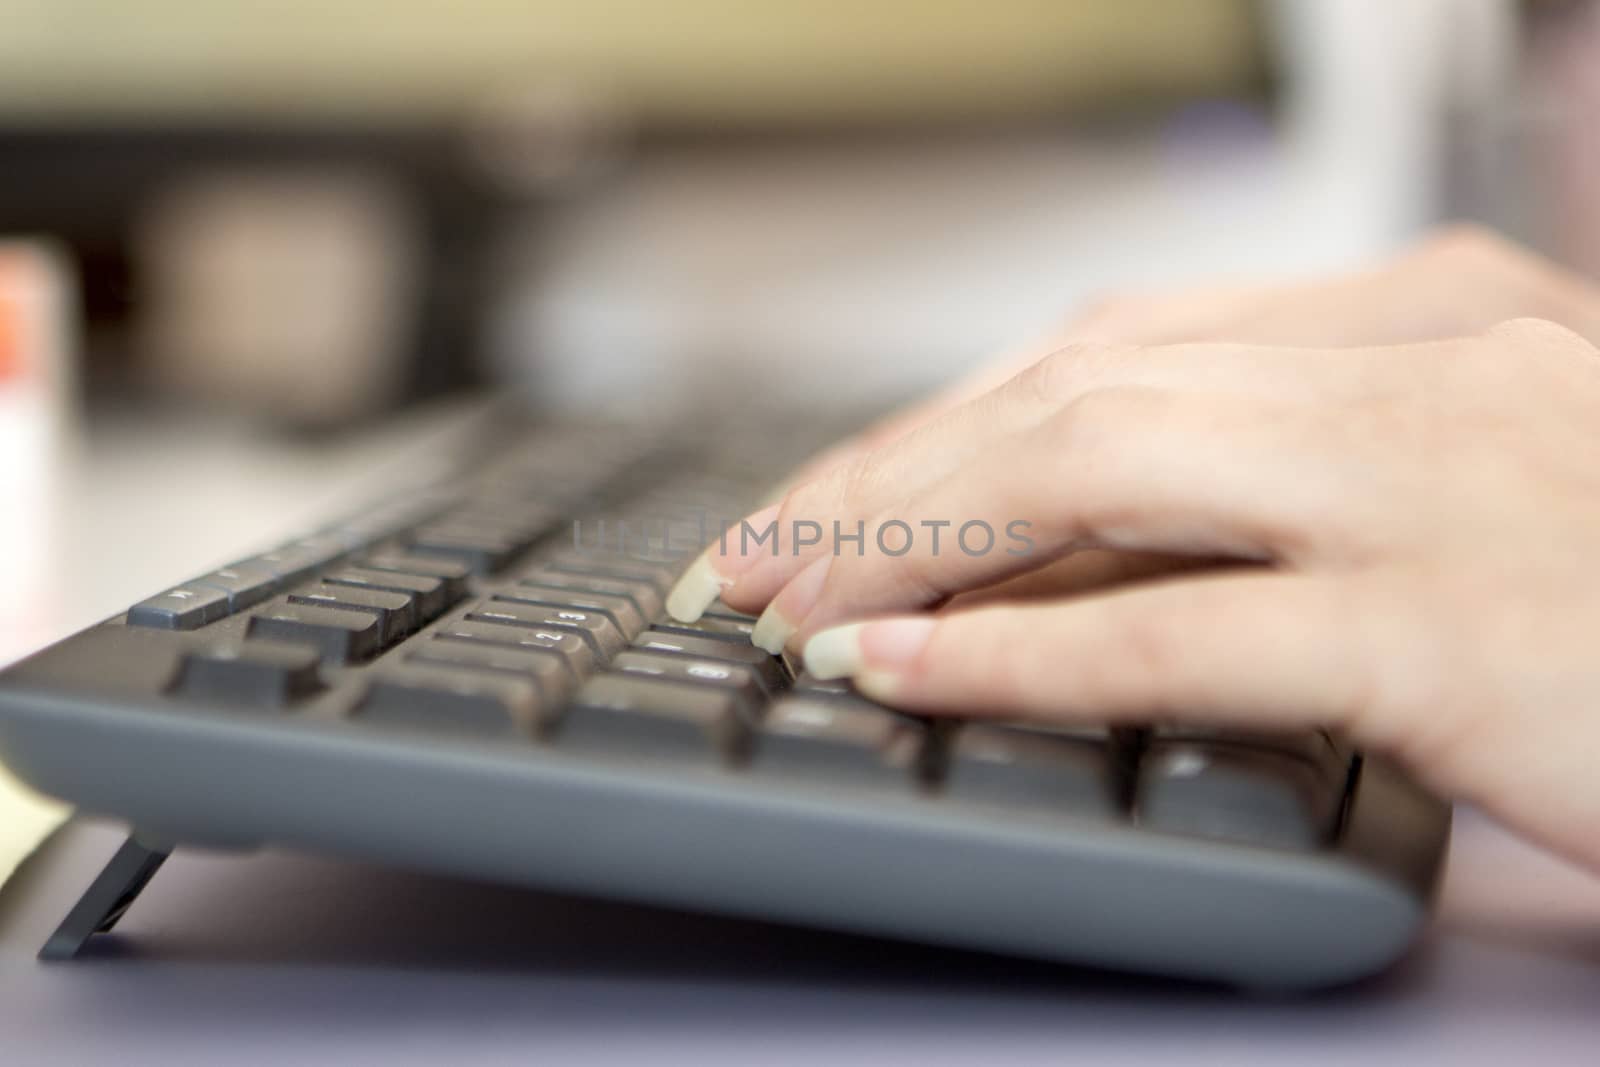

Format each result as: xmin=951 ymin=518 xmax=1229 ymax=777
xmin=704 ymin=600 xmax=758 ymax=623
xmin=191 ymin=563 xmax=281 ymax=612
xmin=323 ymin=567 xmax=453 ymax=622
xmin=410 ymin=525 xmax=523 ymax=574
xmin=632 ymin=629 xmax=784 ymax=692
xmin=545 ymin=552 xmax=678 ymax=595
xmin=1152 ymin=726 xmax=1348 ymax=777
xmin=754 ymin=698 xmax=929 ymax=788
xmin=504 ymin=585 xmax=645 ymax=638
xmin=127 ymin=585 xmax=231 ymax=631
xmin=290 ymin=585 xmax=417 ymax=643
xmin=248 ymin=602 xmax=382 ymax=664
xmin=561 ymin=675 xmax=751 ymax=763
xmin=172 ymin=641 xmax=322 ymax=708
xmin=434 ymin=620 xmax=595 ymax=676
xmin=1136 ymin=741 xmax=1344 ymax=850
xmin=356 ymin=667 xmax=545 ymax=738
xmin=242 ymin=539 xmax=344 ymax=584
xmin=518 ymin=569 xmax=663 ymax=620
xmin=410 ymin=637 xmax=576 ymax=703
xmin=470 ymin=599 xmax=625 ymax=659
xmin=789 ymin=671 xmax=856 ymax=700
xmin=650 ymin=616 xmax=756 ymax=643
xmin=359 ymin=554 xmax=471 ymax=604
xmin=945 ymin=725 xmax=1122 ymax=818
xmin=610 ymin=650 xmax=764 ymax=715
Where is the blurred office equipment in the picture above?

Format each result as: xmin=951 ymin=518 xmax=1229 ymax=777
xmin=5 ymin=1 xmax=1270 ymax=425
xmin=0 ymin=0 xmax=1560 ymax=423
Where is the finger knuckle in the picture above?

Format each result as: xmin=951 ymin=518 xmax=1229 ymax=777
xmin=1019 ymin=341 xmax=1137 ymax=405
xmin=774 ymin=481 xmax=824 ymax=535
xmin=1410 ymin=222 xmax=1518 ymax=270
xmin=1097 ymin=611 xmax=1184 ymax=710
xmin=1486 ymin=315 xmax=1596 ymax=357
xmin=1484 ymin=313 xmax=1587 ymax=347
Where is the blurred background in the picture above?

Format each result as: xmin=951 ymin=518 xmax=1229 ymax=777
xmin=2 ymin=0 xmax=1598 ymax=652
xmin=6 ymin=0 xmax=1586 ymax=426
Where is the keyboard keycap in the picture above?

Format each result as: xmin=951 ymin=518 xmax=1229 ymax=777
xmin=651 ymin=616 xmax=756 ymax=643
xmin=562 ymin=675 xmax=751 ymax=763
xmin=470 ymin=600 xmax=625 ymax=659
xmin=704 ymin=600 xmax=758 ymax=623
xmin=1136 ymin=741 xmax=1344 ymax=850
xmin=433 ymin=620 xmax=595 ymax=676
xmin=290 ymin=585 xmax=417 ymax=643
xmin=1152 ymin=726 xmax=1348 ymax=777
xmin=360 ymin=553 xmax=471 ymax=605
xmin=191 ymin=563 xmax=281 ymax=612
xmin=410 ymin=637 xmax=576 ymax=703
xmin=242 ymin=539 xmax=344 ymax=584
xmin=632 ymin=629 xmax=784 ymax=692
xmin=518 ymin=569 xmax=663 ymax=619
xmin=789 ymin=671 xmax=857 ymax=700
xmin=410 ymin=525 xmax=522 ymax=574
xmin=946 ymin=725 xmax=1122 ymax=818
xmin=356 ymin=667 xmax=545 ymax=738
xmin=248 ymin=603 xmax=382 ymax=664
xmin=127 ymin=586 xmax=231 ymax=631
xmin=754 ymin=698 xmax=929 ymax=788
xmin=504 ymin=585 xmax=645 ymax=638
xmin=323 ymin=567 xmax=452 ymax=622
xmin=545 ymin=552 xmax=678 ymax=595
xmin=610 ymin=650 xmax=764 ymax=715
xmin=172 ymin=641 xmax=322 ymax=708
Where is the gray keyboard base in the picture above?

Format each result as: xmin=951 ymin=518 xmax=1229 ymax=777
xmin=0 ymin=414 xmax=1450 ymax=989
xmin=1 ymin=634 xmax=1446 ymax=989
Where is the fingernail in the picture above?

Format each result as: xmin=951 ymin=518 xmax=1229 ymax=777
xmin=664 ymin=503 xmax=781 ymax=621
xmin=750 ymin=554 xmax=832 ymax=653
xmin=803 ymin=616 xmax=936 ymax=683
xmin=802 ymin=622 xmax=868 ymax=680
xmin=664 ymin=554 xmax=731 ymax=622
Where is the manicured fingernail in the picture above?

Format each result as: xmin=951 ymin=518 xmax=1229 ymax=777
xmin=803 ymin=616 xmax=936 ymax=683
xmin=749 ymin=608 xmax=794 ymax=654
xmin=665 ymin=554 xmax=730 ymax=622
xmin=802 ymin=622 xmax=868 ymax=680
xmin=749 ymin=555 xmax=832 ymax=653
xmin=665 ymin=503 xmax=781 ymax=621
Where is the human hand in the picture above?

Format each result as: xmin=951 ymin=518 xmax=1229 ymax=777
xmin=755 ymin=226 xmax=1600 ymax=611
xmin=671 ymin=316 xmax=1600 ymax=874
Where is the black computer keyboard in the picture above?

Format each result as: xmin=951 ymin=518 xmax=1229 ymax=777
xmin=0 ymin=413 xmax=1449 ymax=988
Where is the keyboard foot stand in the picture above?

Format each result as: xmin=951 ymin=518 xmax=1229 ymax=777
xmin=39 ymin=834 xmax=172 ymax=961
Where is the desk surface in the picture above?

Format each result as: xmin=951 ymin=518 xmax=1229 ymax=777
xmin=3 ymin=407 xmax=1600 ymax=1064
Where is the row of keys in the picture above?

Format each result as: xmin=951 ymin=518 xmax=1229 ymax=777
xmin=161 ymin=532 xmax=1351 ymax=849
xmin=350 ymin=550 xmax=700 ymax=731
xmin=122 ymin=449 xmax=688 ymax=632
xmin=127 ymin=538 xmax=350 ymax=631
xmin=242 ymin=554 xmax=472 ymax=664
xmin=125 ymin=524 xmax=467 ymax=632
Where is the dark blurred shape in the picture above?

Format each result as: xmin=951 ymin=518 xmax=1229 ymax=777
xmin=0 ymin=124 xmax=508 ymax=427
xmin=0 ymin=1 xmax=1269 ymax=429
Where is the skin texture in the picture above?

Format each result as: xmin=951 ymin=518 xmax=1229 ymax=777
xmin=668 ymin=226 xmax=1600 ymax=874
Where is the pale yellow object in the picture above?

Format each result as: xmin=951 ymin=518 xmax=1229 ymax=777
xmin=0 ymin=765 xmax=69 ymax=889
xmin=0 ymin=0 xmax=1260 ymax=124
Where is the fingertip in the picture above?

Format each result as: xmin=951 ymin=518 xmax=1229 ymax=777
xmin=803 ymin=615 xmax=937 ymax=683
xmin=802 ymin=623 xmax=868 ymax=680
xmin=664 ymin=554 xmax=728 ymax=622
xmin=750 ymin=605 xmax=797 ymax=655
